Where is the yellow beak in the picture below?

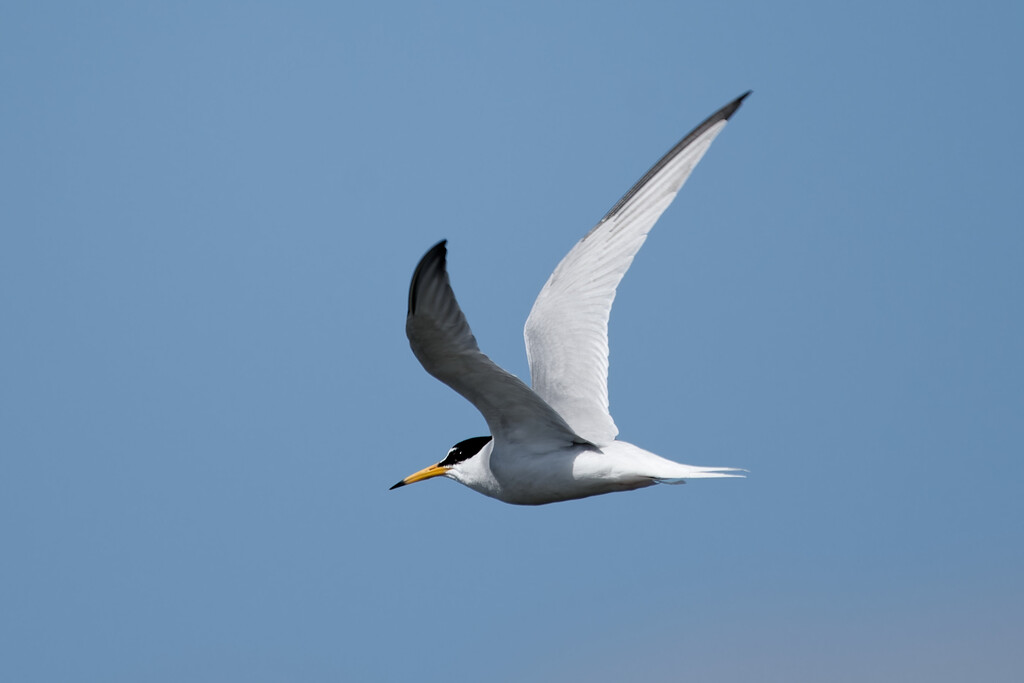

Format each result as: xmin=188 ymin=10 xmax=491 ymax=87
xmin=389 ymin=463 xmax=449 ymax=490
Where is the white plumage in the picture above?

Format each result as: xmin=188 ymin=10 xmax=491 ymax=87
xmin=392 ymin=92 xmax=750 ymax=505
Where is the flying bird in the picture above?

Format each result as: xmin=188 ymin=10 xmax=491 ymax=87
xmin=391 ymin=92 xmax=750 ymax=505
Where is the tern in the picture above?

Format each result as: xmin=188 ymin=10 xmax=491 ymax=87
xmin=391 ymin=92 xmax=750 ymax=505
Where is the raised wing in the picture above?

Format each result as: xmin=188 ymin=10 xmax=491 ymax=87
xmin=524 ymin=92 xmax=750 ymax=445
xmin=407 ymin=241 xmax=587 ymax=447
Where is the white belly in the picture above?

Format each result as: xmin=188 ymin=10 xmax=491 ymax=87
xmin=482 ymin=441 xmax=664 ymax=505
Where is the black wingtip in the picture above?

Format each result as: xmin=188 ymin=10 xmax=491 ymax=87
xmin=408 ymin=239 xmax=448 ymax=316
xmin=711 ymin=91 xmax=752 ymax=126
xmin=721 ymin=90 xmax=752 ymax=121
xmin=599 ymin=91 xmax=752 ymax=224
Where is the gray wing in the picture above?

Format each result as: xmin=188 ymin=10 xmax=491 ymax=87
xmin=524 ymin=92 xmax=750 ymax=445
xmin=407 ymin=241 xmax=587 ymax=447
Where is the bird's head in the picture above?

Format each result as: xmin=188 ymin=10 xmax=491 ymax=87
xmin=390 ymin=436 xmax=492 ymax=491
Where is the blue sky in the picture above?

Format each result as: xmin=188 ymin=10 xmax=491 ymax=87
xmin=2 ymin=1 xmax=1022 ymax=681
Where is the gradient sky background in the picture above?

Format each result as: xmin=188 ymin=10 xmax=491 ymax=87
xmin=2 ymin=2 xmax=1022 ymax=681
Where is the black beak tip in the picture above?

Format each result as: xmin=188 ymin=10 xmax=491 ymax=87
xmin=389 ymin=480 xmax=406 ymax=491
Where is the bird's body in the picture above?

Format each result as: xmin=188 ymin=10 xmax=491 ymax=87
xmin=445 ymin=438 xmax=739 ymax=505
xmin=392 ymin=92 xmax=751 ymax=505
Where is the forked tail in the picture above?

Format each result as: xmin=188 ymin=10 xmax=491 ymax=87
xmin=654 ymin=466 xmax=747 ymax=485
